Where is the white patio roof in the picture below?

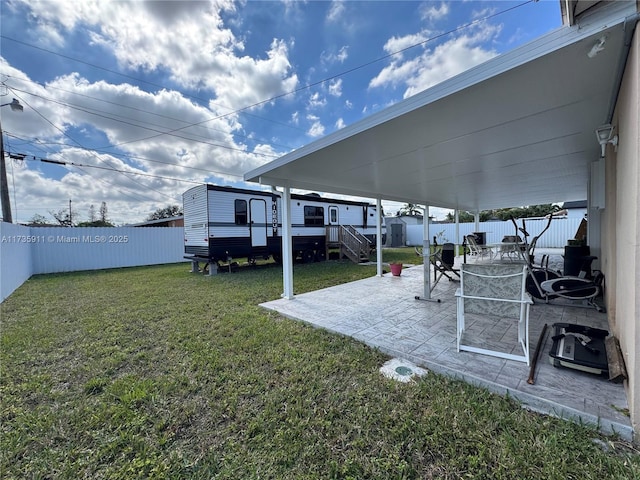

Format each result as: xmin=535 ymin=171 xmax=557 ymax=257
xmin=245 ymin=4 xmax=635 ymax=212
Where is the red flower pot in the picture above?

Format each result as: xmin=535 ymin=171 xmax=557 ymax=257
xmin=390 ymin=263 xmax=403 ymax=276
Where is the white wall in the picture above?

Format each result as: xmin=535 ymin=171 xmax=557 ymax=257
xmin=1 ymin=225 xmax=186 ymax=302
xmin=405 ymin=218 xmax=583 ymax=248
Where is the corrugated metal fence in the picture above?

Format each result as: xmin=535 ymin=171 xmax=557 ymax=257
xmin=405 ymin=218 xmax=583 ymax=247
xmin=1 ymin=223 xmax=185 ymax=301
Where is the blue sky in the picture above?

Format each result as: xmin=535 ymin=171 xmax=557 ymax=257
xmin=0 ymin=0 xmax=561 ymax=224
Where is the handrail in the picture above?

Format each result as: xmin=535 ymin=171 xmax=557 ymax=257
xmin=326 ymin=225 xmax=371 ymax=263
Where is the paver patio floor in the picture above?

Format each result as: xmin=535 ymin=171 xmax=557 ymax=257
xmin=260 ymin=253 xmax=632 ymax=440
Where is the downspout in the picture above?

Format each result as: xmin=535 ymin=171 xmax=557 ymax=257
xmin=605 ymin=12 xmax=640 ymax=123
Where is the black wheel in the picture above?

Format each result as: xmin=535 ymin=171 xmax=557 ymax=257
xmin=550 ymin=279 xmax=599 ymax=300
xmin=272 ymin=252 xmax=282 ymax=264
xmin=527 ymin=269 xmax=560 ymax=299
xmin=314 ymin=250 xmax=326 ymax=262
xmin=302 ymin=249 xmax=314 ymax=263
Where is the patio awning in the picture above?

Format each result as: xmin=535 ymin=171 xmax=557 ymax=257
xmin=245 ymin=4 xmax=635 ymax=212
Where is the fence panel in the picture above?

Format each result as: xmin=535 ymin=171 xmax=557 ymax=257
xmin=1 ymin=222 xmax=33 ymax=302
xmin=405 ymin=218 xmax=582 ymax=248
xmin=31 ymin=227 xmax=186 ymax=274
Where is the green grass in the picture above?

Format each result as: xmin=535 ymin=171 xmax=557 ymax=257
xmin=1 ymin=251 xmax=638 ymax=479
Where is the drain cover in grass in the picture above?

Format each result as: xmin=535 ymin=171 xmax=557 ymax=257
xmin=380 ymin=358 xmax=428 ymax=383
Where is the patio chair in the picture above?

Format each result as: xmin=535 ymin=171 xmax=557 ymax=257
xmin=429 ymin=242 xmax=460 ymax=289
xmin=415 ymin=244 xmax=460 ymax=293
xmin=499 ymin=235 xmax=524 ymax=261
xmin=455 ymin=263 xmax=532 ymax=365
xmin=465 ymin=234 xmax=494 ymax=262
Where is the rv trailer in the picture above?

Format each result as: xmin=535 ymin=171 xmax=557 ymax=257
xmin=183 ymin=184 xmax=385 ymax=266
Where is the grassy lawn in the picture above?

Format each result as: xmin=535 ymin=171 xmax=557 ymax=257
xmin=1 ymin=249 xmax=638 ymax=479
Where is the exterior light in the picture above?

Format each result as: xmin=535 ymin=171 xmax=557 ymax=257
xmin=1 ymin=98 xmax=24 ymax=112
xmin=595 ymin=124 xmax=618 ymax=157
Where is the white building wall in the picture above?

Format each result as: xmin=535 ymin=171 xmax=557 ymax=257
xmin=606 ymin=26 xmax=639 ymax=437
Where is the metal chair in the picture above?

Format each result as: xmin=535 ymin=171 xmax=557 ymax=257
xmin=456 ymin=263 xmax=532 ymax=364
xmin=465 ymin=234 xmax=494 ymax=262
xmin=415 ymin=243 xmax=460 ymax=291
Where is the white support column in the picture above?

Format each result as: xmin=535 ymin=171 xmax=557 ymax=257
xmin=454 ymin=209 xmax=460 ymax=255
xmin=376 ymin=198 xmax=383 ymax=277
xmin=422 ymin=205 xmax=431 ymax=299
xmin=281 ymin=186 xmax=294 ymax=299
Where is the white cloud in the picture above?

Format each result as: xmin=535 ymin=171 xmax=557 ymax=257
xmin=307 ymin=92 xmax=327 ymax=109
xmin=16 ymin=0 xmax=298 ymax=112
xmin=322 ymin=45 xmax=349 ymax=64
xmin=326 ymin=1 xmax=346 ymax=23
xmin=369 ymin=23 xmax=500 ymax=98
xmin=2 ymin=63 xmax=275 ymax=224
xmin=335 ymin=118 xmax=345 ymax=129
xmin=306 ymin=114 xmax=325 ymax=137
xmin=383 ymin=33 xmax=430 ymax=56
xmin=328 ymin=79 xmax=342 ymax=97
xmin=420 ymin=2 xmax=450 ymax=22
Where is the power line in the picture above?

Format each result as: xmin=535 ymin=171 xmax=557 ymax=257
xmin=4 ymin=130 xmax=242 ymax=177
xmin=10 ymin=151 xmax=212 ymax=185
xmin=7 ymin=91 xmax=177 ymax=202
xmin=7 ymin=83 xmax=287 ymax=155
xmin=0 ymin=0 xmax=534 ymax=148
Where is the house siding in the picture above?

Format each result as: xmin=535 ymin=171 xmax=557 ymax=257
xmin=605 ymin=25 xmax=639 ymax=437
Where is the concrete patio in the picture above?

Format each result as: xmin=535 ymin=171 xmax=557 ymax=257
xmin=260 ymin=252 xmax=632 ymax=440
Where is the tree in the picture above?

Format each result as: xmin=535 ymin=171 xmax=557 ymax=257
xmin=76 ymin=202 xmax=115 ymax=227
xmin=99 ymin=202 xmax=109 ymax=223
xmin=88 ymin=204 xmax=96 ymax=223
xmin=146 ymin=204 xmax=183 ymax=221
xmin=397 ymin=203 xmax=424 ymax=216
xmin=443 ymin=204 xmax=560 ymax=223
xmin=49 ymin=208 xmax=74 ymax=227
xmin=76 ymin=219 xmax=114 ymax=227
xmin=26 ymin=213 xmax=50 ymax=226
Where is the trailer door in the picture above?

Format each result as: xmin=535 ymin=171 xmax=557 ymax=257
xmin=328 ymin=206 xmax=339 ymax=225
xmin=250 ymin=199 xmax=268 ymax=247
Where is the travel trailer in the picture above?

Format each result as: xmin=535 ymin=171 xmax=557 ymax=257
xmin=183 ymin=184 xmax=385 ymax=265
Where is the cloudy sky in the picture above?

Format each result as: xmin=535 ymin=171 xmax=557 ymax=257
xmin=0 ymin=0 xmax=561 ymax=225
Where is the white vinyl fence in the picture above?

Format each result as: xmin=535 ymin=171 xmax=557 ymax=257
xmin=1 ymin=223 xmax=186 ymax=302
xmin=405 ymin=217 xmax=583 ymax=248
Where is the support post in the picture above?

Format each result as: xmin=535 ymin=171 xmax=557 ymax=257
xmin=416 ymin=206 xmax=440 ymax=303
xmin=423 ymin=206 xmax=431 ymax=299
xmin=0 ymin=120 xmax=13 ymax=223
xmin=454 ymin=209 xmax=460 ymax=256
xmin=376 ymin=198 xmax=383 ymax=277
xmin=281 ymin=186 xmax=294 ymax=299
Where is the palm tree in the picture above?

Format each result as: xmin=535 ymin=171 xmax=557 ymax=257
xmin=397 ymin=203 xmax=424 ymax=216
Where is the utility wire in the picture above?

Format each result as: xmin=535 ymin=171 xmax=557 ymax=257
xmin=8 ymin=90 xmax=177 ymax=202
xmin=10 ymin=151 xmax=211 ymax=185
xmin=0 ymin=0 xmax=534 ymax=148
xmin=8 ymin=83 xmax=287 ymax=155
xmin=4 ymin=130 xmax=237 ymax=177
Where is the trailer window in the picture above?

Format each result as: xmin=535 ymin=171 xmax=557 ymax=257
xmin=235 ymin=199 xmax=248 ymax=225
xmin=304 ymin=206 xmax=324 ymax=226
